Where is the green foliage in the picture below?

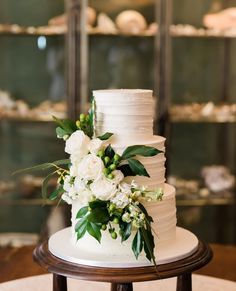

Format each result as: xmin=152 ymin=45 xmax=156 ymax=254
xmin=87 ymin=208 xmax=110 ymax=224
xmin=122 ymin=145 xmax=162 ymax=160
xmin=76 ymin=206 xmax=89 ymax=218
xmin=128 ymin=158 xmax=150 ymax=177
xmin=98 ymin=132 xmax=113 ymax=140
xmin=53 ymin=116 xmax=77 ymax=134
xmin=12 ymin=159 xmax=70 ymax=175
xmin=120 ymin=222 xmax=132 ymax=242
xmin=132 ymin=229 xmax=143 ymax=259
xmin=87 ymin=222 xmax=102 ymax=243
xmin=42 ymin=172 xmax=57 ymax=199
xmin=49 ymin=186 xmax=64 ymax=201
xmin=105 ymin=145 xmax=115 ymax=159
xmin=117 ymin=164 xmax=136 ymax=177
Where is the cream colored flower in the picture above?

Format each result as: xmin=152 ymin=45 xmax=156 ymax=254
xmin=65 ymin=130 xmax=90 ymax=160
xmin=90 ymin=177 xmax=117 ymax=200
xmin=77 ymin=154 xmax=104 ymax=181
xmin=88 ymin=138 xmax=104 ymax=154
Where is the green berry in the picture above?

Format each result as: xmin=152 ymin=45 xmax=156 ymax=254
xmin=113 ymin=154 xmax=120 ymax=162
xmin=107 ymin=173 xmax=114 ymax=180
xmin=98 ymin=150 xmax=105 ymax=158
xmin=85 ymin=115 xmax=90 ymax=122
xmin=103 ymin=168 xmax=110 ymax=176
xmin=113 ymin=217 xmax=119 ymax=224
xmin=109 ymin=164 xmax=116 ymax=171
xmin=101 ymin=224 xmax=107 ymax=231
xmin=109 ymin=203 xmax=116 ymax=212
xmin=76 ymin=120 xmax=81 ymax=128
xmin=111 ymin=231 xmax=117 ymax=239
xmin=79 ymin=113 xmax=86 ymax=122
xmin=104 ymin=156 xmax=110 ymax=165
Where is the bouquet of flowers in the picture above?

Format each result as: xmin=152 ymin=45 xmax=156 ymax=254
xmin=16 ymin=109 xmax=163 ymax=265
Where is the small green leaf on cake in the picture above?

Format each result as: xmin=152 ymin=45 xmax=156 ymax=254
xmin=128 ymin=159 xmax=150 ymax=177
xmin=117 ymin=164 xmax=137 ymax=177
xmin=120 ymin=222 xmax=132 ymax=242
xmin=87 ymin=222 xmax=102 ymax=243
xmin=132 ymin=229 xmax=143 ymax=259
xmin=76 ymin=206 xmax=89 ymax=219
xmin=87 ymin=208 xmax=110 ymax=224
xmin=122 ymin=145 xmax=162 ymax=160
xmin=75 ymin=217 xmax=88 ymax=240
xmin=98 ymin=132 xmax=113 ymax=140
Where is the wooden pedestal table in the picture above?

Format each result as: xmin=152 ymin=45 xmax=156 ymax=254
xmin=33 ymin=240 xmax=212 ymax=291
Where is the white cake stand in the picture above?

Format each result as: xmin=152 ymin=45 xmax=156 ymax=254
xmin=48 ymin=227 xmax=199 ymax=268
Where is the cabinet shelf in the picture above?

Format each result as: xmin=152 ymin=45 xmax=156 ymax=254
xmin=169 ymin=103 xmax=236 ymax=123
xmin=1 ymin=23 xmax=236 ymax=39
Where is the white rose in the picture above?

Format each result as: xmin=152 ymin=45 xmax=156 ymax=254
xmin=65 ymin=130 xmax=90 ymax=160
xmin=88 ymin=138 xmax=104 ymax=154
xmin=111 ymin=191 xmax=130 ymax=209
xmin=77 ymin=154 xmax=104 ymax=181
xmin=112 ymin=170 xmax=124 ymax=185
xmin=90 ymin=177 xmax=117 ymax=200
xmin=75 ymin=189 xmax=93 ymax=204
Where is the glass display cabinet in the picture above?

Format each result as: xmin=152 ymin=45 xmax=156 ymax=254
xmin=0 ymin=0 xmax=235 ymax=246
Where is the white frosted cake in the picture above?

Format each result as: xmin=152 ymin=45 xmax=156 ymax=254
xmin=71 ymin=89 xmax=177 ymax=258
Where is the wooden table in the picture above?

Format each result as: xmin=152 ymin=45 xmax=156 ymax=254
xmin=33 ymin=240 xmax=212 ymax=291
xmin=1 ymin=243 xmax=236 ymax=285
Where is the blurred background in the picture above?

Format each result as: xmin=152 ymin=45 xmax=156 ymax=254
xmin=0 ymin=0 xmax=235 ymax=249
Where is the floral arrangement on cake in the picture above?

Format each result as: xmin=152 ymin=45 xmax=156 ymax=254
xmin=15 ymin=107 xmax=163 ymax=265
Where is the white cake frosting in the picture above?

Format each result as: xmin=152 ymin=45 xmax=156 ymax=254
xmin=71 ymin=89 xmax=177 ymax=258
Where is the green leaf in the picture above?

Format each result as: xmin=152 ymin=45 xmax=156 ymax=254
xmin=117 ymin=164 xmax=136 ymax=177
xmin=75 ymin=217 xmax=88 ymax=240
xmin=89 ymin=199 xmax=108 ymax=209
xmin=42 ymin=172 xmax=56 ymax=199
xmin=122 ymin=145 xmax=162 ymax=160
xmin=12 ymin=159 xmax=70 ymax=175
xmin=128 ymin=159 xmax=150 ymax=177
xmin=87 ymin=208 xmax=110 ymax=224
xmin=52 ymin=116 xmax=77 ymax=134
xmin=132 ymin=229 xmax=143 ymax=259
xmin=105 ymin=145 xmax=115 ymax=158
xmin=121 ymin=223 xmax=132 ymax=242
xmin=140 ymin=227 xmax=155 ymax=262
xmin=98 ymin=132 xmax=113 ymax=141
xmin=76 ymin=206 xmax=89 ymax=219
xmin=49 ymin=186 xmax=64 ymax=201
xmin=56 ymin=127 xmax=67 ymax=138
xmin=87 ymin=222 xmax=101 ymax=243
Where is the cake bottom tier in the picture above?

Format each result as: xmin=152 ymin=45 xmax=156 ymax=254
xmin=71 ymin=183 xmax=176 ymax=258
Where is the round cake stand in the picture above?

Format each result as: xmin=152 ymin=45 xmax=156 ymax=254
xmin=33 ymin=239 xmax=212 ymax=291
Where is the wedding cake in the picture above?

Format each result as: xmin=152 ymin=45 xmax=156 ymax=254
xmin=70 ymin=89 xmax=177 ymax=260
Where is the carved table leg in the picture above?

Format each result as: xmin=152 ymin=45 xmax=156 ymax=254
xmin=176 ymin=273 xmax=192 ymax=291
xmin=111 ymin=283 xmax=133 ymax=291
xmin=53 ymin=274 xmax=67 ymax=291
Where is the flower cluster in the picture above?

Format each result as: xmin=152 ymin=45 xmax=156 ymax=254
xmin=18 ymin=112 xmax=164 ymax=264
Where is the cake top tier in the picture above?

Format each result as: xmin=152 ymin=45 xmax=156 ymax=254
xmin=93 ymin=89 xmax=155 ymax=143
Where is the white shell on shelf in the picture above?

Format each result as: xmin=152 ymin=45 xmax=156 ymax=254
xmin=97 ymin=13 xmax=117 ymax=33
xmin=115 ymin=10 xmax=147 ymax=35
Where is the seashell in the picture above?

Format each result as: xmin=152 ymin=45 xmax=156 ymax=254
xmin=87 ymin=7 xmax=96 ymax=26
xmin=115 ymin=10 xmax=147 ymax=34
xmin=97 ymin=13 xmax=117 ymax=33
